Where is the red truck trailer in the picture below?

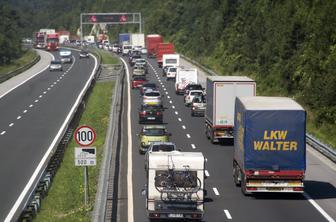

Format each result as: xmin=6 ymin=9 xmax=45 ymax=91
xmin=145 ymin=34 xmax=163 ymax=58
xmin=34 ymin=32 xmax=47 ymax=49
xmin=156 ymin=42 xmax=175 ymax=67
xmin=46 ymin=33 xmax=59 ymax=51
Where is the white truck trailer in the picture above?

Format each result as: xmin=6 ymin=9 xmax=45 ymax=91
xmin=131 ymin=33 xmax=145 ymax=48
xmin=175 ymin=68 xmax=198 ymax=95
xmin=144 ymin=151 xmax=205 ymax=221
xmin=162 ymin=54 xmax=180 ymax=68
xmin=205 ymin=76 xmax=256 ymax=143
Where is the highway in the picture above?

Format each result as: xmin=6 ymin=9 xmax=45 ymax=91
xmin=122 ymin=54 xmax=334 ymax=222
xmin=0 ymin=49 xmax=97 ymax=221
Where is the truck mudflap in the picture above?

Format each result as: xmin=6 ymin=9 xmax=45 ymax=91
xmin=245 ymin=179 xmax=304 ymax=193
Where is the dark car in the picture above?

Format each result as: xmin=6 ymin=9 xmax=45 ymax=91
xmin=140 ymin=83 xmax=158 ymax=95
xmin=184 ymin=83 xmax=204 ymax=95
xmin=138 ymin=105 xmax=163 ymax=124
xmin=131 ymin=76 xmax=147 ymax=89
xmin=130 ymin=54 xmax=141 ymax=66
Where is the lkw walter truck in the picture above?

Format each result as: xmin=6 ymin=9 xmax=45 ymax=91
xmin=233 ymin=96 xmax=306 ymax=195
xmin=205 ymin=76 xmax=256 ymax=143
xmin=144 ymin=151 xmax=205 ymax=221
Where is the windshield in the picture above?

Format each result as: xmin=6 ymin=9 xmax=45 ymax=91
xmin=169 ymin=67 xmax=177 ymax=72
xmin=151 ymin=144 xmax=175 ymax=152
xmin=143 ymin=129 xmax=165 ymax=136
xmin=47 ymin=38 xmax=58 ymax=43
xmin=51 ymin=61 xmax=61 ymax=64
xmin=190 ymin=91 xmax=203 ymax=96
xmin=145 ymin=92 xmax=160 ymax=97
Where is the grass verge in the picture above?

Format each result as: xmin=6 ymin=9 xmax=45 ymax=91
xmin=0 ymin=50 xmax=38 ymax=75
xmin=34 ymin=51 xmax=118 ymax=221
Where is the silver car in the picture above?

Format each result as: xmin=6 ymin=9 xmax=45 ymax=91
xmin=49 ymin=60 xmax=63 ymax=72
xmin=184 ymin=90 xmax=204 ymax=106
xmin=143 ymin=90 xmax=163 ymax=107
xmin=133 ymin=65 xmax=146 ymax=76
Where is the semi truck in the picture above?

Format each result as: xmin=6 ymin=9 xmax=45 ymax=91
xmin=131 ymin=33 xmax=145 ymax=48
xmin=46 ymin=33 xmax=59 ymax=51
xmin=119 ymin=33 xmax=130 ymax=45
xmin=175 ymin=68 xmax=198 ymax=95
xmin=233 ymin=96 xmax=306 ymax=195
xmin=205 ymin=76 xmax=256 ymax=143
xmin=146 ymin=34 xmax=163 ymax=58
xmin=156 ymin=43 xmax=175 ymax=67
xmin=144 ymin=151 xmax=205 ymax=220
xmin=34 ymin=32 xmax=47 ymax=49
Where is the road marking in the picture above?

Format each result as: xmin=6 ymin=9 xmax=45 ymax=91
xmin=50 ymin=85 xmax=54 ymax=87
xmin=169 ymin=100 xmax=173 ymax=104
xmin=205 ymin=170 xmax=209 ymax=177
xmin=23 ymin=110 xmax=27 ymax=113
xmin=304 ymin=193 xmax=335 ymax=222
xmin=60 ymin=76 xmax=63 ymax=79
xmin=165 ymin=91 xmax=168 ymax=95
xmin=175 ymin=111 xmax=178 ymax=115
xmin=57 ymin=79 xmax=60 ymax=82
xmin=167 ymin=95 xmax=170 ymax=99
xmin=164 ymin=88 xmax=167 ymax=91
xmin=34 ymin=100 xmax=39 ymax=103
xmin=47 ymin=88 xmax=51 ymax=91
xmin=224 ymin=210 xmax=232 ymax=220
xmin=9 ymin=123 xmax=14 ymax=127
xmin=182 ymin=125 xmax=186 ymax=129
xmin=172 ymin=105 xmax=175 ymax=109
xmin=53 ymin=82 xmax=57 ymax=84
xmin=213 ymin=187 xmax=220 ymax=196
xmin=29 ymin=104 xmax=33 ymax=108
xmin=178 ymin=118 xmax=182 ymax=122
xmin=186 ymin=134 xmax=191 ymax=138
xmin=39 ymin=95 xmax=43 ymax=98
xmin=191 ymin=144 xmax=196 ymax=149
xmin=17 ymin=116 xmax=22 ymax=120
xmin=1 ymin=131 xmax=6 ymax=135
xmin=43 ymin=91 xmax=47 ymax=94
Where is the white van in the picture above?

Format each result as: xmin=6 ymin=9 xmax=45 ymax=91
xmin=122 ymin=44 xmax=133 ymax=55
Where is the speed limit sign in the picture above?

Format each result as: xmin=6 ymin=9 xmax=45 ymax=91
xmin=74 ymin=125 xmax=96 ymax=146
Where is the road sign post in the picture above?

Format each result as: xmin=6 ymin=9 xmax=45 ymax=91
xmin=74 ymin=125 xmax=97 ymax=207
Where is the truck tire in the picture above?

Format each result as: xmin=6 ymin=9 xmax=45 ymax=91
xmin=241 ymin=175 xmax=250 ymax=196
xmin=233 ymin=163 xmax=241 ymax=186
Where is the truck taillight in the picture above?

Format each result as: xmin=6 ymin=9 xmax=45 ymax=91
xmin=293 ymin=187 xmax=304 ymax=192
xmin=149 ymin=213 xmax=160 ymax=218
xmin=191 ymin=213 xmax=202 ymax=219
xmin=246 ymin=187 xmax=257 ymax=191
xmin=156 ymin=111 xmax=162 ymax=116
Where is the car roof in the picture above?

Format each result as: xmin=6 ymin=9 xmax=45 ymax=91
xmin=150 ymin=142 xmax=175 ymax=146
xmin=143 ymin=125 xmax=166 ymax=130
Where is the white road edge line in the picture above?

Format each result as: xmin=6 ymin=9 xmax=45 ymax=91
xmin=1 ymin=131 xmax=6 ymax=135
xmin=9 ymin=123 xmax=14 ymax=127
xmin=17 ymin=116 xmax=22 ymax=120
xmin=213 ymin=187 xmax=220 ymax=196
xmin=182 ymin=125 xmax=186 ymax=129
xmin=205 ymin=170 xmax=209 ymax=177
xmin=304 ymin=193 xmax=335 ymax=222
xmin=224 ymin=209 xmax=232 ymax=220
xmin=186 ymin=134 xmax=191 ymax=138
xmin=121 ymin=58 xmax=134 ymax=222
xmin=191 ymin=144 xmax=196 ymax=149
xmin=4 ymin=50 xmax=93 ymax=222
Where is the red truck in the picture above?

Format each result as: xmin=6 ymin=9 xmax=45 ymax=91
xmin=34 ymin=32 xmax=47 ymax=49
xmin=46 ymin=33 xmax=59 ymax=51
xmin=156 ymin=42 xmax=175 ymax=67
xmin=145 ymin=34 xmax=163 ymax=58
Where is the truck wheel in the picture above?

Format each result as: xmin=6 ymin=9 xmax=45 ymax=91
xmin=241 ymin=175 xmax=250 ymax=196
xmin=233 ymin=164 xmax=241 ymax=186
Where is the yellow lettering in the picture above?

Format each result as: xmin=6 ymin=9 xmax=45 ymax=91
xmin=262 ymin=142 xmax=269 ymax=150
xmin=264 ymin=131 xmax=270 ymax=140
xmin=237 ymin=112 xmax=241 ymax=123
xmin=270 ymin=142 xmax=277 ymax=151
xmin=290 ymin=142 xmax=298 ymax=151
xmin=278 ymin=131 xmax=288 ymax=140
xmin=270 ymin=131 xmax=278 ymax=139
xmin=283 ymin=141 xmax=290 ymax=151
xmin=275 ymin=141 xmax=282 ymax=150
xmin=254 ymin=141 xmax=263 ymax=150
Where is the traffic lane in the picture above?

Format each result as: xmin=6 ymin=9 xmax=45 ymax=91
xmin=0 ymin=50 xmax=96 ymax=220
xmin=148 ymin=58 xmax=328 ymax=222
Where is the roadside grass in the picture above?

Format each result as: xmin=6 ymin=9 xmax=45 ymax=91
xmin=96 ymin=49 xmax=120 ymax=64
xmin=34 ymin=51 xmax=118 ymax=221
xmin=0 ymin=50 xmax=38 ymax=75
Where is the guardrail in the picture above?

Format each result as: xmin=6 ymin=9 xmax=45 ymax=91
xmin=15 ymin=48 xmax=101 ymax=221
xmin=181 ymin=54 xmax=336 ymax=163
xmin=0 ymin=50 xmax=40 ymax=83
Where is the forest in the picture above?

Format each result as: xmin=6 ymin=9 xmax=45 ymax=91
xmin=5 ymin=0 xmax=336 ymax=145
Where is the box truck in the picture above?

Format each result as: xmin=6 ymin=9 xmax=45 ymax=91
xmin=131 ymin=33 xmax=145 ymax=48
xmin=146 ymin=34 xmax=163 ymax=58
xmin=156 ymin=43 xmax=175 ymax=67
xmin=233 ymin=96 xmax=306 ymax=195
xmin=205 ymin=76 xmax=256 ymax=143
xmin=144 ymin=151 xmax=205 ymax=220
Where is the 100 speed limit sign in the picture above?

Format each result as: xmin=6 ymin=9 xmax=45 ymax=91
xmin=74 ymin=125 xmax=96 ymax=146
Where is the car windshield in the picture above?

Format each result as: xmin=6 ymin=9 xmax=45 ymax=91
xmin=188 ymin=85 xmax=202 ymax=90
xmin=143 ymin=83 xmax=156 ymax=88
xmin=143 ymin=129 xmax=165 ymax=136
xmin=51 ymin=61 xmax=61 ymax=64
xmin=169 ymin=67 xmax=177 ymax=72
xmin=190 ymin=91 xmax=203 ymax=96
xmin=145 ymin=92 xmax=160 ymax=97
xmin=151 ymin=144 xmax=175 ymax=152
xmin=133 ymin=76 xmax=146 ymax=81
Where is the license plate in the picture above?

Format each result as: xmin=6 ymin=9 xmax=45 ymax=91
xmin=147 ymin=117 xmax=155 ymax=120
xmin=168 ymin=213 xmax=183 ymax=218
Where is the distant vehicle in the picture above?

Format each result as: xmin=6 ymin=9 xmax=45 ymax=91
xmin=143 ymin=151 xmax=205 ymax=220
xmin=131 ymin=33 xmax=145 ymax=48
xmin=130 ymin=54 xmax=141 ymax=66
xmin=138 ymin=105 xmax=163 ymax=124
xmin=184 ymin=83 xmax=203 ymax=95
xmin=162 ymin=65 xmax=172 ymax=77
xmin=191 ymin=95 xmax=206 ymax=117
xmin=112 ymin=44 xmax=120 ymax=53
xmin=131 ymin=76 xmax=147 ymax=89
xmin=132 ymin=65 xmax=146 ymax=77
xmin=138 ymin=125 xmax=171 ymax=154
xmin=34 ymin=32 xmax=47 ymax=49
xmin=46 ymin=33 xmax=59 ymax=51
xmin=233 ymin=96 xmax=306 ymax=195
xmin=140 ymin=83 xmax=157 ymax=95
xmin=205 ymin=76 xmax=256 ymax=143
xmin=144 ymin=142 xmax=177 ymax=170
xmin=143 ymin=90 xmax=163 ymax=107
xmin=156 ymin=43 xmax=175 ymax=67
xmin=166 ymin=66 xmax=177 ymax=81
xmin=141 ymin=48 xmax=148 ymax=55
xmin=59 ymin=50 xmax=72 ymax=63
xmin=175 ymin=68 xmax=198 ymax=95
xmin=49 ymin=60 xmax=62 ymax=72
xmin=122 ymin=44 xmax=133 ymax=56
xmin=146 ymin=34 xmax=163 ymax=58
xmin=184 ymin=90 xmax=204 ymax=107
xmin=79 ymin=50 xmax=89 ymax=59
xmin=162 ymin=54 xmax=180 ymax=68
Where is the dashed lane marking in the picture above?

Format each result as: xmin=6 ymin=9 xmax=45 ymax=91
xmin=186 ymin=134 xmax=191 ymax=138
xmin=23 ymin=110 xmax=27 ymax=113
xmin=175 ymin=111 xmax=178 ymax=115
xmin=178 ymin=118 xmax=182 ymax=122
xmin=191 ymin=144 xmax=196 ymax=149
xmin=172 ymin=106 xmax=175 ymax=109
xmin=9 ymin=123 xmax=14 ymax=127
xmin=17 ymin=116 xmax=22 ymax=120
xmin=205 ymin=170 xmax=210 ymax=177
xmin=182 ymin=125 xmax=186 ymax=129
xmin=1 ymin=131 xmax=6 ymax=135
xmin=34 ymin=100 xmax=39 ymax=103
xmin=29 ymin=104 xmax=33 ymax=108
xmin=213 ymin=187 xmax=220 ymax=196
xmin=224 ymin=210 xmax=232 ymax=220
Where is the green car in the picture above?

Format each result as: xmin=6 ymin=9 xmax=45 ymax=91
xmin=138 ymin=125 xmax=171 ymax=154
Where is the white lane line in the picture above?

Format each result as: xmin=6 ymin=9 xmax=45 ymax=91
xmin=60 ymin=76 xmax=63 ymax=79
xmin=178 ymin=118 xmax=182 ymax=122
xmin=57 ymin=79 xmax=60 ymax=82
xmin=169 ymin=100 xmax=173 ymax=104
xmin=172 ymin=105 xmax=175 ymax=109
xmin=165 ymin=91 xmax=168 ymax=95
xmin=304 ymin=193 xmax=335 ymax=222
xmin=205 ymin=170 xmax=210 ymax=177
xmin=50 ymin=85 xmax=54 ymax=87
xmin=39 ymin=95 xmax=43 ymax=98
xmin=164 ymin=88 xmax=167 ymax=91
xmin=17 ymin=116 xmax=22 ymax=120
xmin=43 ymin=91 xmax=47 ymax=94
xmin=175 ymin=111 xmax=178 ymax=115
xmin=29 ymin=104 xmax=33 ymax=108
xmin=213 ymin=187 xmax=220 ymax=196
xmin=182 ymin=125 xmax=186 ymax=129
xmin=224 ymin=210 xmax=232 ymax=220
xmin=34 ymin=100 xmax=39 ymax=103
xmin=191 ymin=144 xmax=196 ymax=149
xmin=167 ymin=95 xmax=170 ymax=99
xmin=1 ymin=131 xmax=6 ymax=135
xmin=186 ymin=134 xmax=191 ymax=138
xmin=23 ymin=110 xmax=27 ymax=113
xmin=47 ymin=88 xmax=51 ymax=91
xmin=9 ymin=123 xmax=14 ymax=127
xmin=53 ymin=82 xmax=57 ymax=84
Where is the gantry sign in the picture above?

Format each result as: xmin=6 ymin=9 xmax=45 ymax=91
xmin=80 ymin=12 xmax=142 ymax=40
